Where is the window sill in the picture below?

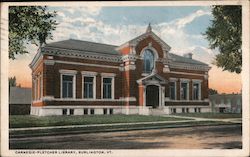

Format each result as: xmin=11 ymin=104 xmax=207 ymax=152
xmin=141 ymin=73 xmax=150 ymax=76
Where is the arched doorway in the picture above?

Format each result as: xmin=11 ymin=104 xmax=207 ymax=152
xmin=146 ymin=85 xmax=159 ymax=108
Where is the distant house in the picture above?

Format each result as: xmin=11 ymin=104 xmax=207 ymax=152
xmin=209 ymin=94 xmax=242 ymax=113
xmin=9 ymin=87 xmax=32 ymax=115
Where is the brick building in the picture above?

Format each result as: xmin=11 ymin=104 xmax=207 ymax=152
xmin=30 ymin=25 xmax=211 ymax=116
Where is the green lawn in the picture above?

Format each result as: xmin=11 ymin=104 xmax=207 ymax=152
xmin=10 ymin=120 xmax=233 ymax=138
xmin=175 ymin=113 xmax=242 ymax=119
xmin=9 ymin=115 xmax=188 ymax=128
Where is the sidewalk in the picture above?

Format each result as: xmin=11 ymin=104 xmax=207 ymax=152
xmin=163 ymin=115 xmax=242 ymax=124
xmin=10 ymin=119 xmax=196 ymax=131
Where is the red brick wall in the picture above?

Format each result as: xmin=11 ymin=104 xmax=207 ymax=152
xmin=32 ymin=35 xmax=209 ymax=108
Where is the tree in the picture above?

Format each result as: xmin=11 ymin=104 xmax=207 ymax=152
xmin=9 ymin=6 xmax=57 ymax=59
xmin=9 ymin=76 xmax=16 ymax=87
xmin=208 ymin=88 xmax=218 ymax=95
xmin=204 ymin=6 xmax=242 ymax=73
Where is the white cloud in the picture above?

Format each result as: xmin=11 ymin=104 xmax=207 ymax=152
xmin=50 ymin=7 xmax=213 ymax=64
xmin=175 ymin=10 xmax=211 ymax=29
xmin=61 ymin=6 xmax=102 ymax=17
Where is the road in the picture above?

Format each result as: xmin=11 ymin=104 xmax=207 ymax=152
xmin=10 ymin=124 xmax=242 ymax=149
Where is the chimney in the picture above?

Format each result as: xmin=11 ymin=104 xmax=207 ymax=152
xmin=184 ymin=53 xmax=193 ymax=59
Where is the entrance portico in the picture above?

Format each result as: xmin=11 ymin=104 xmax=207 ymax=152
xmin=137 ymin=73 xmax=167 ymax=109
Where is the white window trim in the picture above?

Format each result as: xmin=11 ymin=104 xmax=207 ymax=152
xmin=192 ymin=82 xmax=201 ymax=100
xmin=140 ymin=45 xmax=159 ymax=74
xmin=101 ymin=72 xmax=116 ymax=77
xmin=82 ymin=75 xmax=96 ymax=99
xmin=60 ymin=73 xmax=76 ymax=99
xmin=192 ymin=79 xmax=202 ymax=100
xmin=180 ymin=80 xmax=189 ymax=100
xmin=101 ymin=76 xmax=115 ymax=100
xmin=169 ymin=81 xmax=177 ymax=100
xmin=33 ymin=78 xmax=37 ymax=100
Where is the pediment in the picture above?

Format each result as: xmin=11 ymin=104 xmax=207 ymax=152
xmin=137 ymin=73 xmax=167 ymax=85
xmin=116 ymin=29 xmax=171 ymax=53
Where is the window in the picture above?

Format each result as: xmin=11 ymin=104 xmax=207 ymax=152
xmin=186 ymin=108 xmax=189 ymax=113
xmin=83 ymin=77 xmax=94 ymax=98
xmin=169 ymin=82 xmax=176 ymax=100
xmin=109 ymin=108 xmax=113 ymax=115
xmin=90 ymin=109 xmax=95 ymax=115
xmin=62 ymin=109 xmax=67 ymax=115
xmin=143 ymin=49 xmax=154 ymax=73
xmin=103 ymin=78 xmax=112 ymax=99
xmin=39 ymin=76 xmax=42 ymax=99
xmin=194 ymin=108 xmax=197 ymax=113
xmin=180 ymin=82 xmax=188 ymax=100
xmin=84 ymin=108 xmax=88 ymax=115
xmin=69 ymin=109 xmax=74 ymax=115
xmin=62 ymin=75 xmax=74 ymax=98
xmin=182 ymin=108 xmax=185 ymax=113
xmin=103 ymin=108 xmax=107 ymax=115
xmin=172 ymin=108 xmax=176 ymax=114
xmin=193 ymin=83 xmax=200 ymax=100
xmin=198 ymin=108 xmax=201 ymax=113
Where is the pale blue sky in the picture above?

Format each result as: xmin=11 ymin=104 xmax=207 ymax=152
xmin=47 ymin=6 xmax=214 ymax=61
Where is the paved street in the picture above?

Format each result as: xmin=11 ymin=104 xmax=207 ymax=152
xmin=10 ymin=124 xmax=241 ymax=149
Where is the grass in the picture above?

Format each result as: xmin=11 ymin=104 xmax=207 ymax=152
xmin=10 ymin=120 xmax=235 ymax=138
xmin=9 ymin=114 xmax=188 ymax=128
xmin=175 ymin=113 xmax=242 ymax=119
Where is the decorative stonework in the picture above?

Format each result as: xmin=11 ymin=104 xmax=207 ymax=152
xmin=42 ymin=47 xmax=122 ymax=63
xmin=169 ymin=62 xmax=211 ymax=71
xmin=163 ymin=64 xmax=170 ymax=73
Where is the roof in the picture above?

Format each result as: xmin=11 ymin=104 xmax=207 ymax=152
xmin=44 ymin=39 xmax=119 ymax=55
xmin=169 ymin=53 xmax=208 ymax=66
xmin=9 ymin=87 xmax=32 ymax=104
xmin=42 ymin=38 xmax=208 ymax=66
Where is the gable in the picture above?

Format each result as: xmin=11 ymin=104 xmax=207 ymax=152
xmin=137 ymin=73 xmax=167 ymax=85
xmin=135 ymin=36 xmax=165 ymax=58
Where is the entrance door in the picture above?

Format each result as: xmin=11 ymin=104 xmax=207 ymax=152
xmin=146 ymin=85 xmax=159 ymax=108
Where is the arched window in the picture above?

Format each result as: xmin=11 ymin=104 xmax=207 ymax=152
xmin=144 ymin=49 xmax=154 ymax=73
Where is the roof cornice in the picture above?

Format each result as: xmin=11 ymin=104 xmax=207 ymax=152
xmin=42 ymin=47 xmax=122 ymax=63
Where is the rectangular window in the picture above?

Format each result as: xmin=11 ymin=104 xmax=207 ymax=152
xmin=90 ymin=109 xmax=95 ymax=115
xmin=182 ymin=108 xmax=185 ymax=113
xmin=69 ymin=109 xmax=74 ymax=115
xmin=103 ymin=78 xmax=112 ymax=99
xmin=40 ymin=76 xmax=42 ymax=99
xmin=180 ymin=82 xmax=188 ymax=100
xmin=186 ymin=108 xmax=189 ymax=113
xmin=62 ymin=109 xmax=67 ymax=115
xmin=172 ymin=108 xmax=176 ymax=114
xmin=103 ymin=108 xmax=107 ymax=115
xmin=84 ymin=77 xmax=94 ymax=98
xmin=62 ymin=75 xmax=74 ymax=98
xmin=84 ymin=108 xmax=88 ymax=115
xmin=169 ymin=82 xmax=176 ymax=100
xmin=109 ymin=108 xmax=113 ymax=115
xmin=194 ymin=108 xmax=197 ymax=113
xmin=198 ymin=108 xmax=201 ymax=113
xmin=193 ymin=83 xmax=200 ymax=100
